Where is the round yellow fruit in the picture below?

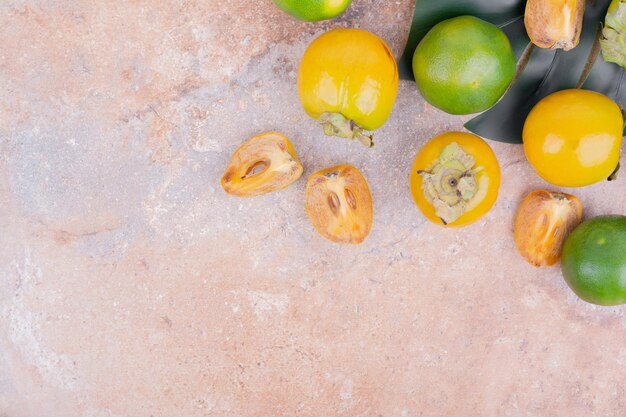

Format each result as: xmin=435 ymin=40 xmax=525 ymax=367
xmin=298 ymin=28 xmax=398 ymax=146
xmin=410 ymin=132 xmax=501 ymax=227
xmin=523 ymin=89 xmax=623 ymax=187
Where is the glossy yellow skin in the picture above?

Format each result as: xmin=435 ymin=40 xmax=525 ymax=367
xmin=410 ymin=132 xmax=501 ymax=227
xmin=523 ymin=89 xmax=623 ymax=187
xmin=298 ymin=28 xmax=399 ymax=131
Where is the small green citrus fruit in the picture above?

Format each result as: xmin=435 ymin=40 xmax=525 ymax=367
xmin=412 ymin=15 xmax=516 ymax=115
xmin=272 ymin=0 xmax=352 ymax=22
xmin=561 ymin=215 xmax=626 ymax=306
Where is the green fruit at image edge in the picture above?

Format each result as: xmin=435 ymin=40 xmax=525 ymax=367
xmin=412 ymin=15 xmax=516 ymax=115
xmin=561 ymin=216 xmax=626 ymax=306
xmin=272 ymin=0 xmax=352 ymax=22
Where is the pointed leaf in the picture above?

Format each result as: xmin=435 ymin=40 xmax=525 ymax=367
xmin=465 ymin=0 xmax=626 ymax=143
xmin=400 ymin=0 xmax=626 ymax=144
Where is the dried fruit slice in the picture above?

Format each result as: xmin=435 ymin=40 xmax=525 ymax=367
xmin=514 ymin=190 xmax=583 ymax=267
xmin=524 ymin=0 xmax=585 ymax=51
xmin=305 ymin=165 xmax=373 ymax=244
xmin=221 ymin=132 xmax=303 ymax=197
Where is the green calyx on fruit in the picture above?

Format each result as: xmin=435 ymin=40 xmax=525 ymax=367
xmin=601 ymin=0 xmax=626 ymax=68
xmin=318 ymin=112 xmax=374 ymax=148
xmin=418 ymin=142 xmax=479 ymax=225
xmin=561 ymin=215 xmax=626 ymax=306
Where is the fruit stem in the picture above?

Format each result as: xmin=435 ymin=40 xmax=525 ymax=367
xmin=318 ymin=112 xmax=374 ymax=148
xmin=601 ymin=2 xmax=626 ymax=69
xmin=608 ymin=162 xmax=620 ymax=181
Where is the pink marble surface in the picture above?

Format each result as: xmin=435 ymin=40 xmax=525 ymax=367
xmin=1 ymin=1 xmax=625 ymax=416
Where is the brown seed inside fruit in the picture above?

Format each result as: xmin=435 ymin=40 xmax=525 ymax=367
xmin=243 ymin=160 xmax=269 ymax=179
xmin=328 ymin=192 xmax=340 ymax=215
xmin=514 ymin=190 xmax=583 ymax=267
xmin=345 ymin=188 xmax=357 ymax=210
xmin=305 ymin=165 xmax=373 ymax=244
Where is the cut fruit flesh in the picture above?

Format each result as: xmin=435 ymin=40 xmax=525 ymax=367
xmin=514 ymin=190 xmax=583 ymax=267
xmin=221 ymin=132 xmax=303 ymax=197
xmin=524 ymin=0 xmax=585 ymax=51
xmin=305 ymin=165 xmax=373 ymax=244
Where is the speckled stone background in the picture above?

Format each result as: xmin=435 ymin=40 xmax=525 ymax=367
xmin=1 ymin=1 xmax=626 ymax=416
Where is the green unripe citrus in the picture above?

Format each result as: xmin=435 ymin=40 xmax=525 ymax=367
xmin=412 ymin=16 xmax=516 ymax=115
xmin=561 ymin=215 xmax=626 ymax=306
xmin=272 ymin=0 xmax=352 ymax=22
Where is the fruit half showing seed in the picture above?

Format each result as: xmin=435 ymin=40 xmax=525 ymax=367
xmin=305 ymin=165 xmax=373 ymax=244
xmin=524 ymin=0 xmax=585 ymax=51
xmin=221 ymin=132 xmax=304 ymax=197
xmin=514 ymin=190 xmax=583 ymax=267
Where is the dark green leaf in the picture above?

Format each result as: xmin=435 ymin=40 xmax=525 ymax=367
xmin=398 ymin=0 xmax=526 ymax=80
xmin=400 ymin=0 xmax=626 ymax=144
xmin=465 ymin=0 xmax=625 ymax=143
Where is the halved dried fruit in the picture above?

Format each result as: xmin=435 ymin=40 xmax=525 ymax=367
xmin=221 ymin=132 xmax=303 ymax=197
xmin=305 ymin=165 xmax=373 ymax=244
xmin=524 ymin=0 xmax=585 ymax=51
xmin=514 ymin=190 xmax=583 ymax=267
